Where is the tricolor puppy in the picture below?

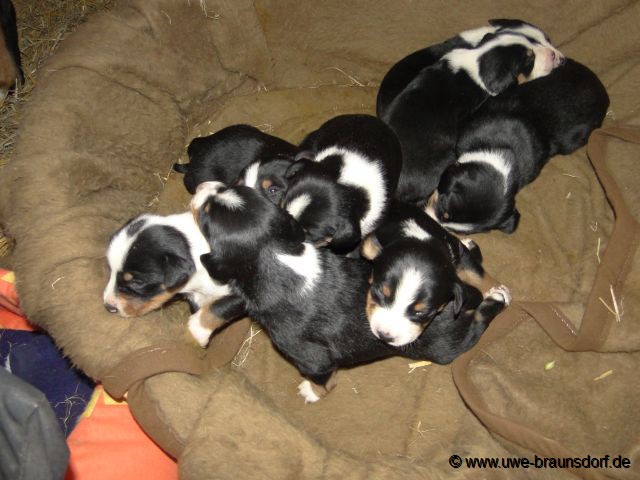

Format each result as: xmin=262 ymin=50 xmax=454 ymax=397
xmin=384 ymin=29 xmax=564 ymax=204
xmin=189 ymin=183 xmax=506 ymax=403
xmin=174 ymin=124 xmax=298 ymax=201
xmin=0 ymin=0 xmax=23 ymax=97
xmin=361 ymin=202 xmax=510 ymax=356
xmin=103 ymin=212 xmax=229 ymax=317
xmin=282 ymin=114 xmax=402 ymax=254
xmin=429 ymin=59 xmax=609 ymax=234
xmin=377 ymin=19 xmax=563 ymax=121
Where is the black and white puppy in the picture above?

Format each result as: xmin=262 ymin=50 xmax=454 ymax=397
xmin=0 ymin=0 xmax=23 ymax=96
xmin=361 ymin=202 xmax=510 ymax=350
xmin=384 ymin=30 xmax=564 ymax=204
xmin=281 ymin=114 xmax=402 ymax=254
xmin=174 ymin=124 xmax=298 ymax=202
xmin=188 ymin=183 xmax=508 ymax=403
xmin=428 ymin=58 xmax=609 ymax=234
xmin=103 ymin=212 xmax=229 ymax=317
xmin=377 ymin=19 xmax=563 ymax=121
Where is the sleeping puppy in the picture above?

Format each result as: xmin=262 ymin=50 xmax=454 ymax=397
xmin=188 ymin=183 xmax=508 ymax=403
xmin=0 ymin=0 xmax=23 ymax=96
xmin=384 ymin=30 xmax=565 ymax=204
xmin=361 ymin=202 xmax=510 ymax=352
xmin=377 ymin=19 xmax=563 ymax=121
xmin=428 ymin=58 xmax=609 ymax=234
xmin=173 ymin=124 xmax=298 ymax=201
xmin=103 ymin=212 xmax=229 ymax=317
xmin=281 ymin=114 xmax=402 ymax=254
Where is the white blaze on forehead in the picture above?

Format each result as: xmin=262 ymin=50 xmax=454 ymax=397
xmin=243 ymin=161 xmax=260 ymax=189
xmin=103 ymin=217 xmax=148 ymax=303
xmin=285 ymin=193 xmax=312 ymax=220
xmin=444 ymin=33 xmax=552 ymax=93
xmin=458 ymin=150 xmax=511 ymax=193
xmin=276 ymin=243 xmax=322 ymax=293
xmin=316 ymin=146 xmax=387 ymax=236
xmin=191 ymin=181 xmax=226 ymax=211
xmin=458 ymin=25 xmax=498 ymax=45
xmin=402 ymin=218 xmax=431 ymax=241
xmin=368 ymin=268 xmax=426 ymax=347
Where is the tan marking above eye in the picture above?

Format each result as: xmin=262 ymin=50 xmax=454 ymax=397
xmin=382 ymin=284 xmax=391 ymax=298
xmin=261 ymin=178 xmax=273 ymax=189
xmin=414 ymin=302 xmax=427 ymax=312
xmin=203 ymin=203 xmax=210 ymax=214
xmin=443 ymin=212 xmax=450 ymax=220
xmin=123 ymin=272 xmax=133 ymax=282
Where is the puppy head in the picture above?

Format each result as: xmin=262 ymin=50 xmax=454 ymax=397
xmin=192 ymin=182 xmax=304 ymax=281
xmin=103 ymin=215 xmax=196 ymax=317
xmin=235 ymin=155 xmax=294 ymax=205
xmin=447 ymin=31 xmax=564 ymax=96
xmin=365 ymin=239 xmax=465 ymax=347
xmin=427 ymin=162 xmax=519 ymax=234
xmin=283 ymin=161 xmax=361 ymax=253
xmin=488 ymin=18 xmax=563 ymax=59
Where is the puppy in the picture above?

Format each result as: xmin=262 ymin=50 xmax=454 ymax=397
xmin=188 ymin=183 xmax=508 ymax=403
xmin=174 ymin=124 xmax=298 ymax=200
xmin=377 ymin=19 xmax=562 ymax=121
xmin=0 ymin=0 xmax=23 ymax=96
xmin=281 ymin=114 xmax=402 ymax=254
xmin=361 ymin=202 xmax=510 ymax=353
xmin=103 ymin=212 xmax=229 ymax=317
xmin=428 ymin=58 xmax=609 ymax=234
xmin=383 ymin=29 xmax=564 ymax=204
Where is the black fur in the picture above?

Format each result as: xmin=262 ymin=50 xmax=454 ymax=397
xmin=364 ymin=202 xmax=503 ymax=355
xmin=282 ymin=114 xmax=402 ymax=254
xmin=192 ymin=186 xmax=504 ymax=396
xmin=432 ymin=58 xmax=609 ymax=234
xmin=174 ymin=124 xmax=298 ymax=197
xmin=383 ymin=31 xmax=552 ymax=204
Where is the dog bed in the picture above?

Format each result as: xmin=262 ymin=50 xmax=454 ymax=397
xmin=1 ymin=1 xmax=639 ymax=478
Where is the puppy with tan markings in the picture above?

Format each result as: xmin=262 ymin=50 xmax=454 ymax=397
xmin=103 ymin=212 xmax=229 ymax=317
xmin=189 ymin=183 xmax=507 ymax=403
xmin=282 ymin=114 xmax=402 ymax=254
xmin=377 ymin=19 xmax=563 ymax=121
xmin=383 ymin=28 xmax=564 ymax=203
xmin=174 ymin=124 xmax=299 ymax=203
xmin=362 ymin=202 xmax=510 ymax=355
xmin=427 ymin=58 xmax=609 ymax=234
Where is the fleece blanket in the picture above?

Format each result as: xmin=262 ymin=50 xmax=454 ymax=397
xmin=0 ymin=1 xmax=639 ymax=478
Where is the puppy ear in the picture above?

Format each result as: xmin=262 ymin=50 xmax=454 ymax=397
xmin=163 ymin=254 xmax=195 ymax=290
xmin=452 ymin=281 xmax=466 ymax=316
xmin=478 ymin=49 xmax=519 ymax=96
xmin=284 ymin=158 xmax=312 ymax=179
xmin=488 ymin=18 xmax=521 ymax=28
xmin=200 ymin=252 xmax=232 ymax=284
xmin=361 ymin=234 xmax=383 ymax=260
xmin=284 ymin=213 xmax=305 ymax=244
xmin=498 ymin=209 xmax=520 ymax=234
xmin=329 ymin=217 xmax=361 ymax=253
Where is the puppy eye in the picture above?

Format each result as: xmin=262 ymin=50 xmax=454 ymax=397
xmin=413 ymin=302 xmax=427 ymax=313
xmin=382 ymin=284 xmax=391 ymax=298
xmin=268 ymin=186 xmax=280 ymax=194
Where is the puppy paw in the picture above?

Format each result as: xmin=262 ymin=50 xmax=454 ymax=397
xmin=486 ymin=285 xmax=512 ymax=306
xmin=297 ymin=380 xmax=321 ymax=404
xmin=187 ymin=310 xmax=213 ymax=348
xmin=460 ymin=238 xmax=477 ymax=250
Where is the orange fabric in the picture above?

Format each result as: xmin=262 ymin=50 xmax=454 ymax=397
xmin=65 ymin=386 xmax=178 ymax=480
xmin=0 ymin=268 xmax=33 ymax=330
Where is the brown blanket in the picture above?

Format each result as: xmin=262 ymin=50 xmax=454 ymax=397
xmin=1 ymin=1 xmax=639 ymax=478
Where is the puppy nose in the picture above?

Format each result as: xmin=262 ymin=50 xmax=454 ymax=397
xmin=104 ymin=303 xmax=118 ymax=314
xmin=376 ymin=330 xmax=394 ymax=343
